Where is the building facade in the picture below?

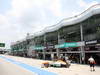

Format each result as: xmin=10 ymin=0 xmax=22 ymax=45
xmin=11 ymin=4 xmax=100 ymax=64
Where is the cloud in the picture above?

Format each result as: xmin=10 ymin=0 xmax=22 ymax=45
xmin=48 ymin=0 xmax=62 ymax=17
xmin=5 ymin=0 xmax=63 ymax=32
xmin=0 ymin=0 xmax=100 ymax=48
xmin=61 ymin=0 xmax=99 ymax=17
xmin=0 ymin=0 xmax=63 ymax=48
xmin=0 ymin=14 xmax=9 ymax=28
xmin=77 ymin=0 xmax=99 ymax=8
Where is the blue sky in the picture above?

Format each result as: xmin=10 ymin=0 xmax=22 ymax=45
xmin=0 ymin=0 xmax=100 ymax=49
xmin=0 ymin=0 xmax=11 ymax=14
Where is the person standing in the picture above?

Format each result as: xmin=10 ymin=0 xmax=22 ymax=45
xmin=88 ymin=56 xmax=96 ymax=71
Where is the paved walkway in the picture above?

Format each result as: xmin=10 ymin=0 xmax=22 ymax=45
xmin=1 ymin=54 xmax=100 ymax=75
xmin=0 ymin=56 xmax=36 ymax=75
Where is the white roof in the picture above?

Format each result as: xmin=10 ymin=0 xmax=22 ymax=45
xmin=12 ymin=4 xmax=100 ymax=45
xmin=32 ymin=4 xmax=100 ymax=38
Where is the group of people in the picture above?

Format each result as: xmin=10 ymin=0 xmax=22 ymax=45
xmin=51 ymin=54 xmax=96 ymax=71
xmin=61 ymin=55 xmax=96 ymax=71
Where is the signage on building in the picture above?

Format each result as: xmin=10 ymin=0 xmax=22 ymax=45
xmin=84 ymin=46 xmax=90 ymax=50
xmin=30 ymin=46 xmax=46 ymax=50
xmin=46 ymin=45 xmax=54 ymax=49
xmin=55 ymin=42 xmax=84 ymax=48
xmin=0 ymin=43 xmax=5 ymax=47
xmin=94 ymin=45 xmax=100 ymax=51
xmin=85 ymin=40 xmax=97 ymax=45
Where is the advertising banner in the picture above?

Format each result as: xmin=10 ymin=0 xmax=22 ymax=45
xmin=55 ymin=42 xmax=85 ymax=48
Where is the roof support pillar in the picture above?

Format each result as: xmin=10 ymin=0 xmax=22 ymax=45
xmin=80 ymin=24 xmax=85 ymax=64
xmin=43 ymin=34 xmax=46 ymax=60
xmin=57 ymin=31 xmax=60 ymax=58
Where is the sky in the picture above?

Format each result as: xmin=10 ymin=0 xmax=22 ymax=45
xmin=0 ymin=0 xmax=100 ymax=49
